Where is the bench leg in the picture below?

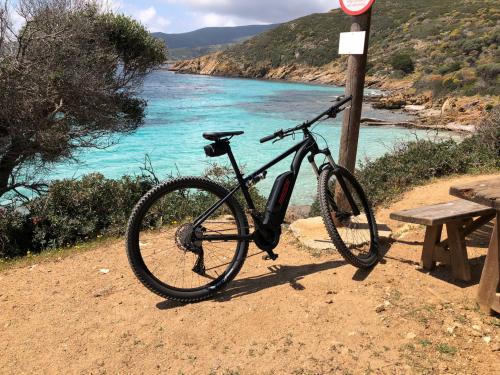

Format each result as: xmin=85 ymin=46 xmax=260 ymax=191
xmin=446 ymin=221 xmax=471 ymax=282
xmin=421 ymin=225 xmax=442 ymax=270
xmin=477 ymin=214 xmax=500 ymax=314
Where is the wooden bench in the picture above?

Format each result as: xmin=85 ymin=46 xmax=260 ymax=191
xmin=390 ymin=200 xmax=496 ymax=281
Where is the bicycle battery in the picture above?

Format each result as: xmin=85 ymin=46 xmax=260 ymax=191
xmin=204 ymin=141 xmax=229 ymax=158
xmin=263 ymin=171 xmax=294 ymax=227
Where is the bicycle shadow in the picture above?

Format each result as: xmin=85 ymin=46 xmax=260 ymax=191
xmin=156 ymin=259 xmax=347 ymax=310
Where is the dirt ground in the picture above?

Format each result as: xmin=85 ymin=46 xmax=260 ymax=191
xmin=1 ymin=174 xmax=499 ymax=375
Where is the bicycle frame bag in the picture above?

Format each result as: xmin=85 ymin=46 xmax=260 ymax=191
xmin=263 ymin=171 xmax=294 ymax=227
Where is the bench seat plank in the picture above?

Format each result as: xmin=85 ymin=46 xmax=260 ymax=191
xmin=390 ymin=200 xmax=495 ymax=226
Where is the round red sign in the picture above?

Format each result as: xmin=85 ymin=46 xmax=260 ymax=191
xmin=339 ymin=0 xmax=375 ymax=16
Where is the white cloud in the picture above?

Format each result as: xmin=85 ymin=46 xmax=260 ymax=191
xmin=165 ymin=0 xmax=338 ymax=24
xmin=98 ymin=0 xmax=124 ymax=13
xmin=11 ymin=9 xmax=25 ymax=32
xmin=200 ymin=13 xmax=237 ymax=27
xmin=136 ymin=6 xmax=171 ymax=31
xmin=3 ymin=3 xmax=26 ymax=33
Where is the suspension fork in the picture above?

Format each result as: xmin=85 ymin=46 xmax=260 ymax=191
xmin=309 ymin=148 xmax=361 ymax=216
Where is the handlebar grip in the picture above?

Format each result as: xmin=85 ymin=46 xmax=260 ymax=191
xmin=260 ymin=131 xmax=280 ymax=143
xmin=334 ymin=95 xmax=352 ymax=107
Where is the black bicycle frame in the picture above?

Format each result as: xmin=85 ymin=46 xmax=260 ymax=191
xmin=194 ymin=130 xmax=337 ymax=242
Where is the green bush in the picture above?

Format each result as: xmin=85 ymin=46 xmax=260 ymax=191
xmin=309 ymin=109 xmax=499 ymax=216
xmin=27 ymin=174 xmax=155 ymax=250
xmin=358 ymin=115 xmax=499 ymax=207
xmin=390 ymin=53 xmax=415 ymax=74
xmin=461 ymin=38 xmax=484 ymax=54
xmin=477 ymin=63 xmax=500 ymax=81
xmin=0 ymin=207 xmax=34 ymax=259
xmin=438 ymin=61 xmax=461 ymax=75
xmin=202 ymin=163 xmax=267 ymax=212
xmin=0 ymin=164 xmax=267 ymax=260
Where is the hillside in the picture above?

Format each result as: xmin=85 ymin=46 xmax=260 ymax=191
xmin=172 ymin=0 xmax=499 ymax=124
xmin=153 ymin=24 xmax=278 ymax=60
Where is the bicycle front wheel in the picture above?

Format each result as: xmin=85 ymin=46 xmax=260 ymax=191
xmin=126 ymin=177 xmax=249 ymax=302
xmin=318 ymin=166 xmax=379 ymax=268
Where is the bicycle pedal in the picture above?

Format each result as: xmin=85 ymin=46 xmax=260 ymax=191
xmin=262 ymin=252 xmax=279 ymax=261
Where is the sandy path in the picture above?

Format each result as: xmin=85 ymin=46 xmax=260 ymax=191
xmin=1 ymin=174 xmax=499 ymax=374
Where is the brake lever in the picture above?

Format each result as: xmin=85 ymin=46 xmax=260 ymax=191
xmin=327 ymin=104 xmax=350 ymax=119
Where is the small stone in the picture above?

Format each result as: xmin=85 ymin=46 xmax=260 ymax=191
xmin=470 ymin=330 xmax=482 ymax=337
xmin=483 ymin=336 xmax=491 ymax=344
xmin=447 ymin=326 xmax=455 ymax=334
xmin=375 ymin=304 xmax=386 ymax=313
xmin=99 ymin=268 xmax=110 ymax=274
xmin=330 ymin=341 xmax=343 ymax=351
xmin=93 ymin=286 xmax=113 ymax=298
xmin=326 ymin=300 xmax=334 ymax=304
xmin=406 ymin=332 xmax=416 ymax=340
xmin=472 ymin=325 xmax=481 ymax=331
xmin=491 ymin=343 xmax=500 ymax=352
xmin=436 ymin=304 xmax=443 ymax=310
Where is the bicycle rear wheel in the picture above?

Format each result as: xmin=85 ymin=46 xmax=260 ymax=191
xmin=126 ymin=177 xmax=249 ymax=302
xmin=318 ymin=165 xmax=379 ymax=268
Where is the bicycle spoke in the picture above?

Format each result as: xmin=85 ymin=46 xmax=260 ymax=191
xmin=134 ymin=184 xmax=246 ymax=291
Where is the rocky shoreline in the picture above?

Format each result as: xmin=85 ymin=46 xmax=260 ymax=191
xmin=170 ymin=55 xmax=497 ymax=134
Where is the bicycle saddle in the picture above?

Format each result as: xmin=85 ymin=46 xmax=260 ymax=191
xmin=203 ymin=131 xmax=244 ymax=141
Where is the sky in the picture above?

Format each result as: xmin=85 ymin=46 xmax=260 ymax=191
xmin=103 ymin=0 xmax=340 ymax=33
xmin=8 ymin=0 xmax=340 ymax=33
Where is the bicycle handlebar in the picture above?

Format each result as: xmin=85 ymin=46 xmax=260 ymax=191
xmin=260 ymin=130 xmax=284 ymax=144
xmin=260 ymin=95 xmax=352 ymax=144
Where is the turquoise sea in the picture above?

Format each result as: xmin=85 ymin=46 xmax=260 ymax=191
xmin=52 ymin=71 xmax=448 ymax=204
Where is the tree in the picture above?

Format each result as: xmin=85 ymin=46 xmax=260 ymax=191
xmin=0 ymin=0 xmax=166 ymax=200
xmin=390 ymin=53 xmax=415 ymax=75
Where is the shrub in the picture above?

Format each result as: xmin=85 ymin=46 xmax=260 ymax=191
xmin=309 ymin=119 xmax=499 ymax=217
xmin=390 ymin=53 xmax=415 ymax=74
xmin=27 ymin=174 xmax=155 ymax=249
xmin=358 ymin=130 xmax=499 ymax=207
xmin=475 ymin=106 xmax=500 ymax=156
xmin=461 ymin=38 xmax=484 ymax=54
xmin=0 ymin=208 xmax=34 ymax=259
xmin=0 ymin=163 xmax=267 ymax=259
xmin=415 ymin=74 xmax=449 ymax=97
xmin=438 ymin=61 xmax=461 ymax=75
xmin=477 ymin=63 xmax=500 ymax=81
xmin=202 ymin=164 xmax=267 ymax=212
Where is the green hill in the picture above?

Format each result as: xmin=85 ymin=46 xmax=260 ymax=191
xmin=174 ymin=0 xmax=499 ymax=98
xmin=153 ymin=24 xmax=278 ymax=60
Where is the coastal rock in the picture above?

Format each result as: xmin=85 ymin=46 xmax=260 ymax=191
xmin=171 ymin=54 xmax=385 ymax=87
xmin=442 ymin=98 xmax=458 ymax=115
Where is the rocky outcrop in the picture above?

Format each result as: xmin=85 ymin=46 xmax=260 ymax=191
xmin=171 ymin=53 xmax=381 ymax=87
xmin=372 ymin=92 xmax=431 ymax=110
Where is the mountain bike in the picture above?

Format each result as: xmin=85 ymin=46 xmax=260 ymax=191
xmin=126 ymin=95 xmax=379 ymax=302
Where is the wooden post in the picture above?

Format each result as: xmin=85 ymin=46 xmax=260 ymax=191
xmin=338 ymin=8 xmax=372 ymax=173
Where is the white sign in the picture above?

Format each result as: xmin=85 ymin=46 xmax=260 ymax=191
xmin=338 ymin=31 xmax=366 ymax=55
xmin=340 ymin=0 xmax=376 ymax=16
